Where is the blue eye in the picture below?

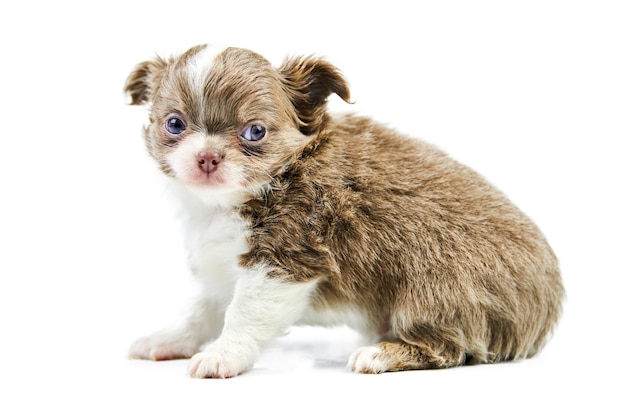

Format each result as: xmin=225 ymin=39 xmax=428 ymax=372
xmin=165 ymin=117 xmax=186 ymax=135
xmin=240 ymin=125 xmax=266 ymax=141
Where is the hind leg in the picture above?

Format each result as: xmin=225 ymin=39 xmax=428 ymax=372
xmin=348 ymin=340 xmax=466 ymax=374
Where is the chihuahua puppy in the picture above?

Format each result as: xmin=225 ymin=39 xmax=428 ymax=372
xmin=124 ymin=44 xmax=563 ymax=378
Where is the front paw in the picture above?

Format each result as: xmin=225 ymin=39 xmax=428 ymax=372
xmin=129 ymin=331 xmax=200 ymax=361
xmin=188 ymin=343 xmax=254 ymax=378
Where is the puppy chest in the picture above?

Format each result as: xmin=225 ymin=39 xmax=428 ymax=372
xmin=183 ymin=208 xmax=250 ymax=285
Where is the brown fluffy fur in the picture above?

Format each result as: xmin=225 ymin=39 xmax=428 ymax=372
xmin=125 ymin=44 xmax=563 ymax=372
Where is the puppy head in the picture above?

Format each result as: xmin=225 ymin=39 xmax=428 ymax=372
xmin=124 ymin=44 xmax=350 ymax=204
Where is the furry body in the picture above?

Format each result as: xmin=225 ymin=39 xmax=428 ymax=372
xmin=125 ymin=44 xmax=563 ymax=377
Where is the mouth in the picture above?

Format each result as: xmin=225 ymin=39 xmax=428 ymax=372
xmin=178 ymin=165 xmax=254 ymax=207
xmin=183 ymin=167 xmax=228 ymax=187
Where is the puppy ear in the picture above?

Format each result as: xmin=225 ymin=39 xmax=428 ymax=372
xmin=124 ymin=57 xmax=168 ymax=105
xmin=280 ymin=56 xmax=351 ymax=134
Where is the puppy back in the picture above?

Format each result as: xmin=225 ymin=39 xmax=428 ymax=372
xmin=239 ymin=113 xmax=562 ymax=360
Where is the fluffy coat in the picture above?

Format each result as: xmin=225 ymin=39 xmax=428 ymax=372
xmin=124 ymin=44 xmax=563 ymax=377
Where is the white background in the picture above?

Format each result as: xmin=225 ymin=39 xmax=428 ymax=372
xmin=1 ymin=1 xmax=624 ymax=415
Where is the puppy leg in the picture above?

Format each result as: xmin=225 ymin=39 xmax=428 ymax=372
xmin=348 ymin=340 xmax=466 ymax=374
xmin=128 ymin=298 xmax=223 ymax=361
xmin=188 ymin=266 xmax=317 ymax=378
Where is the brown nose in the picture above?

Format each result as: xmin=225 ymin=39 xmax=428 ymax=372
xmin=196 ymin=151 xmax=221 ymax=173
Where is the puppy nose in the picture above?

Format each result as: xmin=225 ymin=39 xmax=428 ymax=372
xmin=196 ymin=151 xmax=221 ymax=173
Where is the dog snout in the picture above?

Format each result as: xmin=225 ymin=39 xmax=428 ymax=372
xmin=196 ymin=151 xmax=222 ymax=174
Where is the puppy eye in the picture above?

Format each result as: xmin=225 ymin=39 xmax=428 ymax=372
xmin=165 ymin=117 xmax=187 ymax=135
xmin=240 ymin=125 xmax=266 ymax=141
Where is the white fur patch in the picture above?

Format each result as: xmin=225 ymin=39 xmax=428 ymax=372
xmin=189 ymin=265 xmax=318 ymax=378
xmin=186 ymin=44 xmax=227 ymax=101
xmin=172 ymin=182 xmax=250 ymax=305
xmin=164 ymin=185 xmax=320 ymax=378
xmin=128 ymin=324 xmax=207 ymax=361
xmin=166 ymin=132 xmax=204 ymax=182
xmin=165 ymin=132 xmax=251 ymax=205
xmin=347 ymin=346 xmax=389 ymax=374
xmin=131 ymin=180 xmax=321 ymax=376
xmin=128 ymin=182 xmax=252 ymax=361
